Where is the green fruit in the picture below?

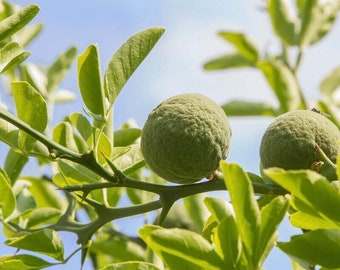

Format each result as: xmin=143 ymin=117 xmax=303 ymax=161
xmin=260 ymin=110 xmax=340 ymax=180
xmin=141 ymin=93 xmax=231 ymax=184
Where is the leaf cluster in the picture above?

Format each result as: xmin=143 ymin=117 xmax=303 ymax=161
xmin=0 ymin=1 xmax=340 ymax=270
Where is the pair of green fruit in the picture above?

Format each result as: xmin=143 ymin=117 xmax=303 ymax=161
xmin=141 ymin=93 xmax=340 ymax=184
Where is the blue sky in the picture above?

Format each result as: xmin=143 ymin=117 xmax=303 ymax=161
xmin=1 ymin=0 xmax=340 ymax=269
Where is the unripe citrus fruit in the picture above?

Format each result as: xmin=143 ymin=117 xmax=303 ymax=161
xmin=260 ymin=110 xmax=340 ymax=180
xmin=141 ymin=93 xmax=231 ymax=184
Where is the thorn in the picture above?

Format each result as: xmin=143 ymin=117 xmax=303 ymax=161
xmin=100 ymin=151 xmax=125 ymax=182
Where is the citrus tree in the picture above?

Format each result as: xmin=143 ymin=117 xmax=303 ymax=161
xmin=0 ymin=1 xmax=340 ymax=270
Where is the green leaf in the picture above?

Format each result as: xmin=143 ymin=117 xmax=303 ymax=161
xmin=0 ymin=168 xmax=16 ymax=219
xmin=11 ymin=181 xmax=36 ymax=219
xmin=114 ymin=128 xmax=141 ymax=147
xmin=264 ymin=168 xmax=340 ymax=226
xmin=290 ymin=211 xmax=340 ymax=230
xmin=113 ymin=144 xmax=145 ymax=174
xmin=78 ymin=44 xmax=105 ymax=116
xmin=298 ymin=0 xmax=340 ymax=49
xmin=220 ymin=162 xmax=260 ymax=262
xmin=5 ymin=229 xmax=64 ymax=261
xmin=12 ymin=81 xmax=47 ymax=150
xmin=0 ymin=42 xmax=30 ymax=73
xmin=126 ymin=168 xmax=164 ymax=205
xmin=266 ymin=0 xmax=297 ymax=45
xmin=184 ymin=194 xmax=208 ymax=232
xmin=254 ymin=195 xmax=289 ymax=266
xmin=47 ymin=46 xmax=77 ymax=93
xmin=66 ymin=112 xmax=92 ymax=145
xmin=24 ymin=207 xmax=62 ymax=228
xmin=218 ymin=31 xmax=258 ymax=61
xmin=221 ymin=100 xmax=277 ymax=117
xmin=55 ymin=160 xmax=100 ymax=186
xmin=24 ymin=177 xmax=67 ymax=210
xmin=90 ymin=235 xmax=146 ymax=262
xmin=320 ymin=66 xmax=340 ymax=100
xmin=204 ymin=53 xmax=256 ymax=70
xmin=98 ymin=262 xmax=161 ymax=270
xmin=104 ymin=27 xmax=165 ymax=105
xmin=204 ymin=197 xmax=233 ymax=222
xmin=317 ymin=100 xmax=340 ymax=129
xmin=257 ymin=60 xmax=301 ymax=112
xmin=0 ymin=254 xmax=56 ymax=270
xmin=4 ymin=148 xmax=28 ymax=183
xmin=52 ymin=122 xmax=78 ymax=152
xmin=21 ymin=64 xmax=48 ymax=97
xmin=13 ymin=22 xmax=43 ymax=47
xmin=0 ymin=112 xmax=20 ymax=150
xmin=213 ymin=216 xmax=241 ymax=268
xmin=95 ymin=130 xmax=113 ymax=164
xmin=139 ymin=225 xmax=226 ymax=270
xmin=278 ymin=229 xmax=340 ymax=268
xmin=0 ymin=4 xmax=40 ymax=42
xmin=202 ymin=215 xmax=218 ymax=242
xmin=52 ymin=89 xmax=76 ymax=103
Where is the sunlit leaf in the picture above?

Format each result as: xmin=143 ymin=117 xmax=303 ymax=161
xmin=220 ymin=162 xmax=260 ymax=262
xmin=52 ymin=89 xmax=76 ymax=103
xmin=98 ymin=262 xmax=161 ymax=270
xmin=24 ymin=207 xmax=62 ymax=229
xmin=298 ymin=0 xmax=340 ymax=48
xmin=221 ymin=100 xmax=277 ymax=116
xmin=320 ymin=66 xmax=340 ymax=99
xmin=104 ymin=27 xmax=165 ymax=105
xmin=13 ymin=22 xmax=43 ymax=47
xmin=264 ymin=168 xmax=340 ymax=227
xmin=66 ymin=112 xmax=92 ymax=146
xmin=0 ymin=4 xmax=39 ymax=42
xmin=0 ymin=42 xmax=30 ymax=73
xmin=78 ymin=44 xmax=105 ymax=116
xmin=4 ymin=148 xmax=28 ymax=183
xmin=5 ymin=229 xmax=64 ymax=261
xmin=257 ymin=60 xmax=301 ymax=112
xmin=90 ymin=234 xmax=146 ymax=262
xmin=0 ymin=254 xmax=56 ymax=270
xmin=11 ymin=181 xmax=36 ymax=219
xmin=56 ymin=160 xmax=100 ymax=186
xmin=0 ymin=168 xmax=16 ymax=219
xmin=139 ymin=225 xmax=226 ymax=270
xmin=12 ymin=81 xmax=47 ymax=150
xmin=52 ymin=122 xmax=78 ymax=152
xmin=47 ymin=46 xmax=77 ymax=93
xmin=114 ymin=128 xmax=141 ymax=147
xmin=204 ymin=53 xmax=256 ymax=70
xmin=202 ymin=215 xmax=218 ymax=242
xmin=290 ymin=211 xmax=340 ymax=230
xmin=24 ymin=176 xmax=67 ymax=210
xmin=254 ymin=195 xmax=289 ymax=266
xmin=317 ymin=100 xmax=340 ymax=129
xmin=266 ymin=0 xmax=297 ymax=45
xmin=184 ymin=194 xmax=208 ymax=232
xmin=204 ymin=197 xmax=234 ymax=222
xmin=218 ymin=31 xmax=258 ymax=61
xmin=0 ymin=112 xmax=20 ymax=150
xmin=21 ymin=64 xmax=47 ymax=97
xmin=113 ymin=144 xmax=145 ymax=174
xmin=278 ymin=229 xmax=340 ymax=268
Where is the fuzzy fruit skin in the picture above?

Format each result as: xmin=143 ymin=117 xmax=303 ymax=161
xmin=141 ymin=93 xmax=231 ymax=184
xmin=260 ymin=110 xmax=340 ymax=180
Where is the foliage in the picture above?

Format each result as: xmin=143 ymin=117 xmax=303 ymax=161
xmin=0 ymin=1 xmax=339 ymax=270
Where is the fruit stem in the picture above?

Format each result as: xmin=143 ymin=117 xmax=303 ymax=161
xmin=315 ymin=143 xmax=337 ymax=169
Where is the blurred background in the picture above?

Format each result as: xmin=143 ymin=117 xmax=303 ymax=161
xmin=0 ymin=0 xmax=340 ymax=269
